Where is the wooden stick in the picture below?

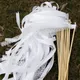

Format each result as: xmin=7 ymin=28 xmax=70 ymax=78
xmin=57 ymin=28 xmax=76 ymax=80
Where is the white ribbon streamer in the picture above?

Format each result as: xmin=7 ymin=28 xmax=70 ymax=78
xmin=0 ymin=1 xmax=76 ymax=80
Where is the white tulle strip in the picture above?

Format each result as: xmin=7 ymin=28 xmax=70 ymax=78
xmin=0 ymin=1 xmax=76 ymax=80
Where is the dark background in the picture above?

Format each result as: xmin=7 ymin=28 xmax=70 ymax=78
xmin=0 ymin=0 xmax=80 ymax=80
